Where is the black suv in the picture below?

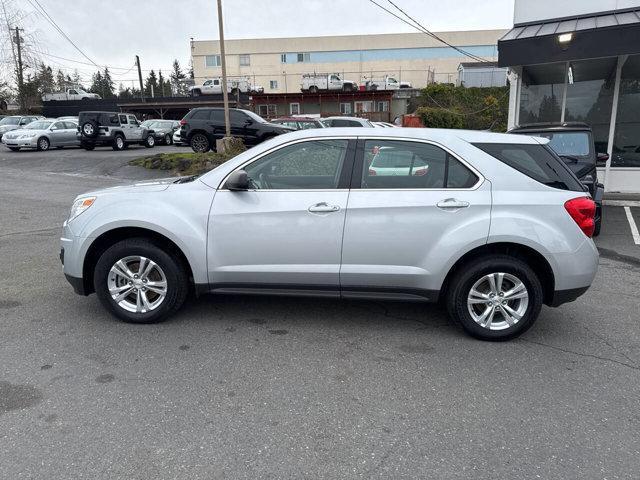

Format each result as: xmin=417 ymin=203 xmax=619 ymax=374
xmin=180 ymin=108 xmax=293 ymax=152
xmin=78 ymin=111 xmax=156 ymax=151
xmin=509 ymin=122 xmax=606 ymax=236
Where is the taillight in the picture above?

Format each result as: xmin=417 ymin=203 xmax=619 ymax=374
xmin=564 ymin=197 xmax=596 ymax=237
xmin=368 ymin=168 xmax=377 ymax=176
xmin=180 ymin=119 xmax=187 ymax=125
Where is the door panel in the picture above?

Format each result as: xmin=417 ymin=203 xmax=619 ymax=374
xmin=209 ymin=190 xmax=348 ymax=288
xmin=340 ymin=138 xmax=491 ymax=295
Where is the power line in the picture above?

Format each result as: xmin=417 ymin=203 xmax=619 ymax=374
xmin=26 ymin=0 xmax=100 ymax=67
xmin=366 ymin=0 xmax=488 ymax=63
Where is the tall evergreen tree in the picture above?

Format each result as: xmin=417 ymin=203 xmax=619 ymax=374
xmin=89 ymin=71 xmax=104 ymax=96
xmin=170 ymin=59 xmax=187 ymax=95
xmin=37 ymin=64 xmax=55 ymax=95
xmin=55 ymin=69 xmax=66 ymax=90
xmin=102 ymin=67 xmax=115 ymax=98
xmin=144 ymin=69 xmax=158 ymax=97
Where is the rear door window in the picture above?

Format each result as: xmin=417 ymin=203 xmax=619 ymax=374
xmin=473 ymin=142 xmax=583 ymax=191
xmin=361 ymin=140 xmax=479 ymax=189
xmin=190 ymin=110 xmax=212 ymax=120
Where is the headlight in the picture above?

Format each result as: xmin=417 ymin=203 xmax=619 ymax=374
xmin=69 ymin=196 xmax=96 ymax=221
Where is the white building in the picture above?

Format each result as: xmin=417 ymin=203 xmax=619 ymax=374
xmin=190 ymin=30 xmax=507 ymax=94
xmin=457 ymin=62 xmax=508 ymax=87
xmin=499 ymin=0 xmax=640 ymax=193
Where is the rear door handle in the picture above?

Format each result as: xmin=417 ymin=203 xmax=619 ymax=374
xmin=436 ymin=198 xmax=470 ymax=210
xmin=308 ymin=202 xmax=340 ymax=213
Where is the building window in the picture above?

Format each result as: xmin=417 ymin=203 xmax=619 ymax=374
xmin=519 ymin=63 xmax=565 ymax=124
xmin=612 ymin=54 xmax=640 ymax=167
xmin=239 ymin=54 xmax=250 ymax=67
xmin=258 ymin=104 xmax=278 ymax=118
xmin=297 ymin=52 xmax=311 ymax=63
xmin=354 ymin=101 xmax=373 ymax=113
xmin=340 ymin=103 xmax=352 ymax=115
xmin=376 ymin=101 xmax=389 ymax=112
xmin=269 ymin=80 xmax=278 ymax=90
xmin=205 ymin=55 xmax=221 ymax=67
xmin=280 ymin=53 xmax=287 ymax=63
xmin=290 ymin=103 xmax=300 ymax=115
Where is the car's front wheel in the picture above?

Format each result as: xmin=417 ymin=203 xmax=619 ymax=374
xmin=190 ymin=133 xmax=210 ymax=152
xmin=37 ymin=137 xmax=50 ymax=151
xmin=446 ymin=255 xmax=543 ymax=340
xmin=112 ymin=134 xmax=125 ymax=151
xmin=94 ymin=238 xmax=189 ymax=324
xmin=143 ymin=135 xmax=155 ymax=148
xmin=164 ymin=133 xmax=172 ymax=145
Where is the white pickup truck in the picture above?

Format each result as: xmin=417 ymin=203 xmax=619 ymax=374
xmin=301 ymin=73 xmax=359 ymax=93
xmin=189 ymin=77 xmax=263 ymax=96
xmin=42 ymin=88 xmax=101 ymax=101
xmin=364 ymin=75 xmax=401 ymax=91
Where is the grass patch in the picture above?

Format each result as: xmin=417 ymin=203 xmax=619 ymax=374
xmin=129 ymin=149 xmax=243 ymax=176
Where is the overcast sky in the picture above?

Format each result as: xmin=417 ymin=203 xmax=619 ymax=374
xmin=18 ymin=0 xmax=514 ymax=86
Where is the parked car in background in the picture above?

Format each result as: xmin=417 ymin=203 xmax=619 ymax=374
xmin=364 ymin=75 xmax=400 ymax=91
xmin=399 ymin=81 xmax=413 ymax=89
xmin=60 ymin=128 xmax=598 ymax=340
xmin=372 ymin=121 xmax=398 ymax=128
xmin=271 ymin=117 xmax=326 ymax=130
xmin=43 ymin=88 xmax=100 ymax=101
xmin=301 ymin=73 xmax=358 ymax=93
xmin=172 ymin=127 xmax=185 ymax=146
xmin=2 ymin=118 xmax=79 ymax=151
xmin=189 ymin=76 xmax=263 ymax=96
xmin=0 ymin=115 xmax=43 ymax=140
xmin=322 ymin=116 xmax=374 ymax=127
xmin=509 ymin=122 xmax=605 ymax=236
xmin=141 ymin=120 xmax=181 ymax=145
xmin=180 ymin=107 xmax=293 ymax=152
xmin=57 ymin=116 xmax=79 ymax=122
xmin=77 ymin=111 xmax=156 ymax=151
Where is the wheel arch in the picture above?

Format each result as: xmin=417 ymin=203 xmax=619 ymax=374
xmin=82 ymin=227 xmax=196 ymax=296
xmin=440 ymin=242 xmax=555 ymax=305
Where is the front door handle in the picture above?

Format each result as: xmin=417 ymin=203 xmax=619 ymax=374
xmin=436 ymin=198 xmax=470 ymax=210
xmin=308 ymin=202 xmax=340 ymax=213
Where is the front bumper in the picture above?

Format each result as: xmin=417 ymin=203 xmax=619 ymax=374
xmin=60 ymin=220 xmax=90 ymax=295
xmin=2 ymin=137 xmax=37 ymax=148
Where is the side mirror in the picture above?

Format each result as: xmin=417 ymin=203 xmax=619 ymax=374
xmin=596 ymin=152 xmax=609 ymax=166
xmin=225 ymin=169 xmax=251 ymax=191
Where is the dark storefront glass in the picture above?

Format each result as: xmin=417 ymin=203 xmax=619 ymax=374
xmin=519 ymin=63 xmax=565 ymax=124
xmin=564 ymin=57 xmax=616 ymax=156
xmin=612 ymin=55 xmax=640 ymax=167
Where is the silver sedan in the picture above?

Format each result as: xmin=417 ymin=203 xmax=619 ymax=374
xmin=1 ymin=119 xmax=79 ymax=151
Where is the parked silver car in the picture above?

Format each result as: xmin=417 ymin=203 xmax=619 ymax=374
xmin=60 ymin=128 xmax=598 ymax=340
xmin=0 ymin=115 xmax=43 ymax=141
xmin=2 ymin=118 xmax=79 ymax=151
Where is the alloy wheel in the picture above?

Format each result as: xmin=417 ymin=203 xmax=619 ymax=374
xmin=39 ymin=138 xmax=49 ymax=150
xmin=191 ymin=134 xmax=208 ymax=152
xmin=467 ymin=272 xmax=529 ymax=331
xmin=107 ymin=256 xmax=167 ymax=314
xmin=116 ymin=136 xmax=124 ymax=149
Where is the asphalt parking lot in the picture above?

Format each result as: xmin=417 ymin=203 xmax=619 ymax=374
xmin=1 ymin=147 xmax=639 ymax=479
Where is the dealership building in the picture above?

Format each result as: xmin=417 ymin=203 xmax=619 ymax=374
xmin=190 ymin=30 xmax=506 ymax=94
xmin=500 ymin=0 xmax=640 ymax=193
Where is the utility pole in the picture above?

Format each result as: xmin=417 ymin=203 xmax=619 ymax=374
xmin=14 ymin=27 xmax=25 ymax=111
xmin=136 ymin=55 xmax=144 ymax=100
xmin=217 ymin=0 xmax=231 ymax=137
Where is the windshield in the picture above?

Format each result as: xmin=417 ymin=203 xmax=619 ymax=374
xmin=242 ymin=110 xmax=268 ymax=124
xmin=0 ymin=117 xmax=20 ymax=125
xmin=530 ymin=131 xmax=591 ymax=158
xmin=24 ymin=121 xmax=53 ymax=130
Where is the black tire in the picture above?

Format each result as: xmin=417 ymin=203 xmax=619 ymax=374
xmin=81 ymin=120 xmax=99 ymax=138
xmin=309 ymin=86 xmax=318 ymax=94
xmin=144 ymin=135 xmax=155 ymax=148
xmin=112 ymin=134 xmax=125 ymax=151
xmin=93 ymin=238 xmax=189 ymax=324
xmin=191 ymin=89 xmax=201 ymax=97
xmin=190 ymin=133 xmax=210 ymax=153
xmin=446 ymin=255 xmax=543 ymax=341
xmin=37 ymin=137 xmax=50 ymax=151
xmin=8 ymin=147 xmax=20 ymax=152
xmin=164 ymin=133 xmax=172 ymax=145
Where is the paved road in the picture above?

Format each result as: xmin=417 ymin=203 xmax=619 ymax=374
xmin=1 ymin=149 xmax=639 ymax=479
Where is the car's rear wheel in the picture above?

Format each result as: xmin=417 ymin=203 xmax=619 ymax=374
xmin=446 ymin=255 xmax=543 ymax=340
xmin=190 ymin=133 xmax=210 ymax=152
xmin=37 ymin=137 xmax=50 ymax=151
xmin=112 ymin=134 xmax=125 ymax=151
xmin=164 ymin=133 xmax=172 ymax=145
xmin=94 ymin=238 xmax=189 ymax=324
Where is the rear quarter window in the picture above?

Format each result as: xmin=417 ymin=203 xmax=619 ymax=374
xmin=190 ymin=110 xmax=211 ymax=120
xmin=473 ymin=142 xmax=584 ymax=191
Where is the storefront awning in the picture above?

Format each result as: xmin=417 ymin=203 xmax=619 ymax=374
xmin=498 ymin=9 xmax=640 ymax=67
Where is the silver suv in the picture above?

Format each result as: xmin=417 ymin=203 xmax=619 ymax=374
xmin=78 ymin=111 xmax=156 ymax=151
xmin=60 ymin=128 xmax=598 ymax=340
